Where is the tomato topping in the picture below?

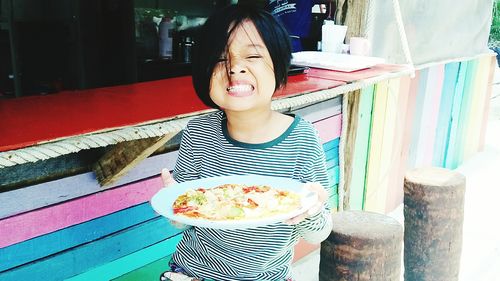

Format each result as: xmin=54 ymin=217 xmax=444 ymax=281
xmin=247 ymin=198 xmax=259 ymax=208
xmin=173 ymin=206 xmax=197 ymax=214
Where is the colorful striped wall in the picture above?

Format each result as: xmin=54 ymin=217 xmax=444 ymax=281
xmin=346 ymin=54 xmax=496 ymax=213
xmin=0 ymin=97 xmax=342 ymax=280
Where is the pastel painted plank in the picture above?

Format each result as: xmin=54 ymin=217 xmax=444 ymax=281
xmin=348 ymin=85 xmax=375 ymax=210
xmin=112 ymin=256 xmax=171 ymax=281
xmin=323 ymin=138 xmax=340 ymax=152
xmin=396 ymin=72 xmax=421 ymax=203
xmin=326 ymin=149 xmax=339 ymax=169
xmin=452 ymin=59 xmax=479 ymax=166
xmin=373 ymin=78 xmax=400 ymax=213
xmin=407 ymin=68 xmax=429 ymax=168
xmin=313 ymin=114 xmax=342 ymax=144
xmin=463 ymin=56 xmax=491 ymax=159
xmin=0 ymin=202 xmax=161 ymax=271
xmin=432 ymin=62 xmax=461 ymax=167
xmin=0 ymin=175 xmax=163 ymax=248
xmin=364 ymin=80 xmax=388 ymax=212
xmin=68 ymin=235 xmax=182 ymax=281
xmin=294 ymin=96 xmax=342 ymax=123
xmin=414 ymin=65 xmax=444 ymax=167
xmin=0 ymin=150 xmax=178 ymax=219
xmin=329 ymin=165 xmax=340 ymax=186
xmin=445 ymin=61 xmax=469 ymax=169
xmin=0 ymin=217 xmax=179 ymax=280
xmin=478 ymin=55 xmax=497 ymax=150
xmin=385 ymin=76 xmax=411 ymax=213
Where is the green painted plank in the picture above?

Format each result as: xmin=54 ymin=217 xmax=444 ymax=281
xmin=444 ymin=61 xmax=469 ymax=168
xmin=113 ymin=256 xmax=172 ymax=281
xmin=348 ymin=85 xmax=375 ymax=210
xmin=446 ymin=59 xmax=478 ymax=168
xmin=68 ymin=235 xmax=182 ymax=281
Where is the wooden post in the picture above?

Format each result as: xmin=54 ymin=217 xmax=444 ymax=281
xmin=320 ymin=210 xmax=403 ymax=281
xmin=404 ymin=167 xmax=466 ymax=281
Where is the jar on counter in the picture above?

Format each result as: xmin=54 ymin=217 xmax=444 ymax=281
xmin=178 ymin=36 xmax=194 ymax=63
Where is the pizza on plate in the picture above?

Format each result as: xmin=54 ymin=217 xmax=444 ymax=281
xmin=172 ymin=183 xmax=302 ymax=221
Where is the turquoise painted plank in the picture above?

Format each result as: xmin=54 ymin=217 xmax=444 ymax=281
xmin=432 ymin=62 xmax=460 ymax=167
xmin=445 ymin=61 xmax=469 ymax=168
xmin=322 ymin=138 xmax=340 ymax=152
xmin=446 ymin=60 xmax=477 ymax=168
xmin=325 ymin=145 xmax=339 ymax=163
xmin=349 ymin=85 xmax=375 ymax=210
xmin=328 ymin=165 xmax=340 ymax=186
xmin=68 ymin=236 xmax=182 ymax=281
xmin=407 ymin=68 xmax=429 ymax=168
xmin=0 ymin=202 xmax=158 ymax=272
xmin=0 ymin=217 xmax=182 ymax=281
xmin=326 ymin=155 xmax=339 ymax=170
xmin=113 ymin=255 xmax=172 ymax=281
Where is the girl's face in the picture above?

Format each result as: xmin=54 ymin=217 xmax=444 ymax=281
xmin=209 ymin=20 xmax=276 ymax=113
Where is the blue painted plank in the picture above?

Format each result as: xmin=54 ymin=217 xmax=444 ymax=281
xmin=323 ymin=138 xmax=340 ymax=152
xmin=0 ymin=217 xmax=182 ymax=281
xmin=432 ymin=62 xmax=460 ymax=167
xmin=0 ymin=202 xmax=158 ymax=272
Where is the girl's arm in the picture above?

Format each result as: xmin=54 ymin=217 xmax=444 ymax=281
xmin=172 ymin=125 xmax=200 ymax=182
xmin=294 ymin=141 xmax=334 ymax=243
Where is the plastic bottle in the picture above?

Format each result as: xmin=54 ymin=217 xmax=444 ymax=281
xmin=321 ymin=19 xmax=336 ymax=53
xmin=158 ymin=17 xmax=174 ymax=58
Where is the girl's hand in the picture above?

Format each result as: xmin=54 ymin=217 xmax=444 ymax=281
xmin=161 ymin=169 xmax=186 ymax=229
xmin=161 ymin=168 xmax=177 ymax=187
xmin=285 ymin=182 xmax=329 ymax=225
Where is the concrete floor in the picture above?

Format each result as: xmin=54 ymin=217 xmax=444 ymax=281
xmin=292 ymin=65 xmax=500 ymax=281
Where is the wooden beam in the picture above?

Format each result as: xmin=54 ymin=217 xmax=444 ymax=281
xmin=341 ymin=90 xmax=360 ymax=210
xmin=94 ymin=133 xmax=176 ymax=187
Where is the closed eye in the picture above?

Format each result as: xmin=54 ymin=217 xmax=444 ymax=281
xmin=247 ymin=55 xmax=262 ymax=59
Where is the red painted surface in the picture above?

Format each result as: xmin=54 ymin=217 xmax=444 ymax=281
xmin=0 ymin=73 xmax=345 ymax=152
xmin=307 ymin=63 xmax=408 ymax=82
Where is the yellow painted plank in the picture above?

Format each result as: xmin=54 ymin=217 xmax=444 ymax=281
xmin=463 ymin=56 xmax=491 ymax=159
xmin=364 ymin=80 xmax=388 ymax=213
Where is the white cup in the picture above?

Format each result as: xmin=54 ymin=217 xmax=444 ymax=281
xmin=349 ymin=37 xmax=371 ymax=56
xmin=322 ymin=23 xmax=348 ymax=53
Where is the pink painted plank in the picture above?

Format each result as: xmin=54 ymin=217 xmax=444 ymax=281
xmin=415 ymin=65 xmax=444 ymax=166
xmin=385 ymin=76 xmax=412 ymax=213
xmin=313 ymin=114 xmax=342 ymax=143
xmin=397 ymin=70 xmax=420 ymax=194
xmin=0 ymin=176 xmax=163 ymax=248
xmin=307 ymin=64 xmax=408 ymax=82
xmin=479 ymin=55 xmax=497 ymax=151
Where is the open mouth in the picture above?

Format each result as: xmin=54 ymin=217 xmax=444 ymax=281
xmin=226 ymin=84 xmax=255 ymax=97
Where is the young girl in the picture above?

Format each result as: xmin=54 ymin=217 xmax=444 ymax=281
xmin=160 ymin=4 xmax=332 ymax=281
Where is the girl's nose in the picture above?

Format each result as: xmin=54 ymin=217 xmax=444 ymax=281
xmin=229 ymin=61 xmax=247 ymax=75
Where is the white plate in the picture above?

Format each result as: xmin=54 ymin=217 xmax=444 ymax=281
xmin=150 ymin=175 xmax=317 ymax=229
xmin=291 ymin=51 xmax=385 ymax=72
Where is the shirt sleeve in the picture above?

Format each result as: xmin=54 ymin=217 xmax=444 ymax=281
xmin=172 ymin=124 xmax=200 ymax=183
xmin=295 ymin=130 xmax=334 ymax=244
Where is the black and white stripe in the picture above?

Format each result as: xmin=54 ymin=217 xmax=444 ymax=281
xmin=172 ymin=111 xmax=332 ymax=281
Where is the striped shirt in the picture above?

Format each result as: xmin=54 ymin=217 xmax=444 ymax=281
xmin=172 ymin=111 xmax=332 ymax=281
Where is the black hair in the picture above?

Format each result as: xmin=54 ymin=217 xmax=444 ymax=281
xmin=191 ymin=4 xmax=292 ymax=109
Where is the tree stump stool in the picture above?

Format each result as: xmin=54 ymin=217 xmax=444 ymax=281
xmin=404 ymin=167 xmax=466 ymax=281
xmin=319 ymin=210 xmax=403 ymax=281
